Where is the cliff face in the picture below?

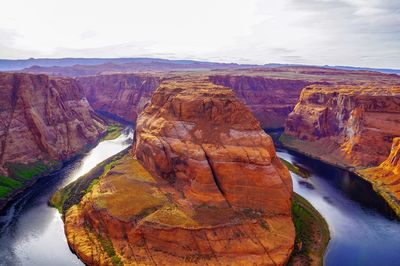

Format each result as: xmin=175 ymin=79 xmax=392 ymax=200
xmin=209 ymin=75 xmax=310 ymax=129
xmin=78 ymin=74 xmax=160 ymax=122
xmin=359 ymin=138 xmax=400 ymax=216
xmin=134 ymin=79 xmax=293 ymax=212
xmin=282 ymin=85 xmax=400 ymax=169
xmin=0 ymin=73 xmax=106 ymax=194
xmin=64 ymin=79 xmax=295 ymax=265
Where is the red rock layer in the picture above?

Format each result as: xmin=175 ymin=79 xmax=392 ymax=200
xmin=283 ymin=84 xmax=400 ymax=169
xmin=359 ymin=138 xmax=400 ymax=216
xmin=65 ymin=78 xmax=295 ymax=265
xmin=209 ymin=75 xmax=310 ymax=128
xmin=135 ymin=78 xmax=293 ymax=213
xmin=78 ymin=74 xmax=160 ymax=122
xmin=0 ymin=72 xmax=106 ymax=175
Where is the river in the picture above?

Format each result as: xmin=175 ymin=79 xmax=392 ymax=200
xmin=278 ymin=148 xmax=400 ymax=266
xmin=0 ymin=128 xmax=133 ymax=266
xmin=0 ymin=128 xmax=399 ymax=266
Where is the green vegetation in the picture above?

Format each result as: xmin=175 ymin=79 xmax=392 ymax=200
xmin=280 ymin=158 xmax=310 ymax=178
xmin=289 ymin=193 xmax=330 ymax=266
xmin=97 ymin=233 xmax=123 ymax=266
xmin=49 ymin=147 xmax=130 ymax=216
xmin=84 ymin=223 xmax=123 ymax=266
xmin=9 ymin=161 xmax=49 ymax=180
xmin=0 ymin=160 xmax=59 ymax=199
xmin=279 ymin=133 xmax=297 ymax=146
xmin=102 ymin=124 xmax=123 ymax=141
xmin=0 ymin=175 xmax=23 ymax=197
xmin=0 ymin=185 xmax=13 ymax=198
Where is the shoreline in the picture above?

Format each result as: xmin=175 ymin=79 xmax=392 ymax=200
xmin=280 ymin=154 xmax=330 ymax=266
xmin=280 ymin=136 xmax=400 ymax=219
xmin=0 ymin=137 xmax=104 ymax=213
xmin=288 ymin=193 xmax=330 ymax=266
xmin=49 ymin=147 xmax=130 ymax=216
xmin=354 ymin=171 xmax=400 ymax=218
xmin=0 ymin=123 xmax=127 ymax=213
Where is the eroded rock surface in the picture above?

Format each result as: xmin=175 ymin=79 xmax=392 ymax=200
xmin=281 ymin=83 xmax=400 ymax=215
xmin=359 ymin=138 xmax=400 ymax=216
xmin=78 ymin=74 xmax=160 ymax=122
xmin=283 ymin=84 xmax=400 ymax=168
xmin=0 ymin=72 xmax=106 ymax=208
xmin=64 ymin=78 xmax=295 ymax=265
xmin=0 ymin=72 xmax=106 ymax=175
xmin=210 ymin=75 xmax=310 ymax=129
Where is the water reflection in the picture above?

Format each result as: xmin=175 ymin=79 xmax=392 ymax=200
xmin=0 ymin=128 xmax=133 ymax=266
xmin=277 ymin=148 xmax=400 ymax=266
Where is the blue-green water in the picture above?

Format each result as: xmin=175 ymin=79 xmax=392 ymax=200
xmin=0 ymin=128 xmax=133 ymax=266
xmin=278 ymin=148 xmax=400 ymax=266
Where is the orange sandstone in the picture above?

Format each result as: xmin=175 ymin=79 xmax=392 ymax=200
xmin=359 ymin=138 xmax=400 ymax=216
xmin=63 ymin=78 xmax=295 ymax=265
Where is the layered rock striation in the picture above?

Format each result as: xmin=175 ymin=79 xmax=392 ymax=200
xmin=0 ymin=72 xmax=106 ymax=204
xmin=78 ymin=74 xmax=160 ymax=122
xmin=282 ymin=84 xmax=400 ymax=169
xmin=281 ymin=84 xmax=400 ymax=215
xmin=359 ymin=138 xmax=400 ymax=216
xmin=209 ymin=75 xmax=310 ymax=129
xmin=63 ymin=78 xmax=295 ymax=265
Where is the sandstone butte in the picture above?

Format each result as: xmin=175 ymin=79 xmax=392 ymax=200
xmin=0 ymin=72 xmax=106 ymax=207
xmin=63 ymin=78 xmax=295 ymax=266
xmin=281 ymin=83 xmax=400 ymax=214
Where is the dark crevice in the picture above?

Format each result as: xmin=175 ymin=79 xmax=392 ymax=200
xmin=201 ymin=145 xmax=231 ymax=207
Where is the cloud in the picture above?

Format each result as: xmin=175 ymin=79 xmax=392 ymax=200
xmin=0 ymin=0 xmax=399 ymax=68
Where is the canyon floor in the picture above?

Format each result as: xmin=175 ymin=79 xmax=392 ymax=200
xmin=0 ymin=61 xmax=399 ymax=265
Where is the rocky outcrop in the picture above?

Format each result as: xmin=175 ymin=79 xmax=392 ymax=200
xmin=282 ymin=84 xmax=400 ymax=169
xmin=359 ymin=138 xmax=400 ymax=216
xmin=63 ymin=78 xmax=295 ymax=265
xmin=78 ymin=74 xmax=160 ymax=122
xmin=209 ymin=75 xmax=310 ymax=129
xmin=0 ymin=72 xmax=106 ymax=203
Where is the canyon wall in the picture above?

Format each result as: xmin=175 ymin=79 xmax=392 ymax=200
xmin=63 ymin=78 xmax=295 ymax=265
xmin=0 ymin=73 xmax=106 ymax=203
xmin=281 ymin=84 xmax=400 ymax=214
xmin=77 ymin=74 xmax=160 ymax=122
xmin=283 ymin=84 xmax=400 ymax=168
xmin=359 ymin=138 xmax=400 ymax=216
xmin=209 ymin=75 xmax=310 ymax=128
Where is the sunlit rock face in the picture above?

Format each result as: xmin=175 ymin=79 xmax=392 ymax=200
xmin=359 ymin=138 xmax=400 ymax=216
xmin=0 ymin=72 xmax=106 ymax=175
xmin=78 ymin=74 xmax=160 ymax=122
xmin=282 ymin=83 xmax=400 ymax=215
xmin=135 ymin=78 xmax=293 ymax=212
xmin=282 ymin=84 xmax=400 ymax=169
xmin=64 ymin=78 xmax=295 ymax=266
xmin=209 ymin=75 xmax=310 ymax=129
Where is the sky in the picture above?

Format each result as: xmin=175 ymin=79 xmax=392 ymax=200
xmin=0 ymin=0 xmax=399 ymax=68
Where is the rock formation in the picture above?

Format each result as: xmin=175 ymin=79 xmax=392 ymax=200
xmin=0 ymin=72 xmax=106 ymax=204
xmin=282 ymin=84 xmax=400 ymax=169
xmin=359 ymin=138 xmax=400 ymax=216
xmin=63 ymin=78 xmax=295 ymax=265
xmin=281 ymin=83 xmax=400 ymax=215
xmin=78 ymin=74 xmax=160 ymax=122
xmin=209 ymin=75 xmax=310 ymax=128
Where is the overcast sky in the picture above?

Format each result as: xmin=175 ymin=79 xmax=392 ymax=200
xmin=1 ymin=0 xmax=399 ymax=68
